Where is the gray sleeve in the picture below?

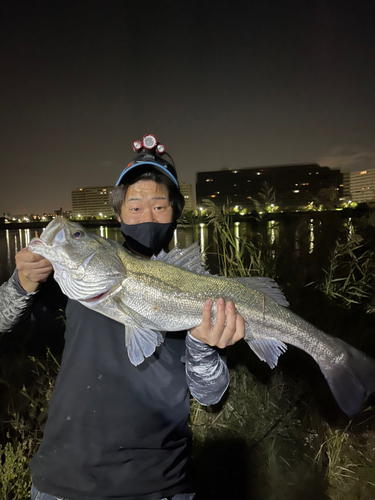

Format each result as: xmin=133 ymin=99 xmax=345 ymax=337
xmin=0 ymin=270 xmax=38 ymax=332
xmin=185 ymin=331 xmax=229 ymax=406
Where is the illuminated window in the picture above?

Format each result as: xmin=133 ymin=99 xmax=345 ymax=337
xmin=360 ymin=171 xmax=367 ymax=175
xmin=293 ymin=190 xmax=300 ymax=193
xmin=206 ymin=178 xmax=213 ymax=182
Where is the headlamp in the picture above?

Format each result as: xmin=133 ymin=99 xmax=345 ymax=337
xmin=131 ymin=134 xmax=166 ymax=155
xmin=117 ymin=134 xmax=178 ymax=187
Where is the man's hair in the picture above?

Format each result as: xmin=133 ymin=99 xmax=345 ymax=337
xmin=110 ymin=168 xmax=185 ymax=221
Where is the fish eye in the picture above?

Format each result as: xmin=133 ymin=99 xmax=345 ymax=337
xmin=73 ymin=231 xmax=84 ymax=239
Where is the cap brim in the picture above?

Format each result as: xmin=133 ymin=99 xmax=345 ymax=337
xmin=115 ymin=161 xmax=179 ymax=187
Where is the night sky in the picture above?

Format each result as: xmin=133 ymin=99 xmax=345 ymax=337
xmin=1 ymin=1 xmax=374 ymax=215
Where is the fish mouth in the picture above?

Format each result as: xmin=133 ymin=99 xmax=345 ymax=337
xmin=81 ymin=292 xmax=108 ymax=303
xmin=28 ymin=238 xmax=44 ymax=251
xmin=79 ymin=282 xmax=119 ymax=304
xmin=79 ymin=275 xmax=124 ymax=304
xmin=28 ymin=218 xmax=69 ymax=254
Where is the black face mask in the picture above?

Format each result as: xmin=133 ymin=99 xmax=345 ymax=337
xmin=120 ymin=221 xmax=176 ymax=257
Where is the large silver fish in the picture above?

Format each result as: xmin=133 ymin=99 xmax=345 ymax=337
xmin=28 ymin=217 xmax=375 ymax=417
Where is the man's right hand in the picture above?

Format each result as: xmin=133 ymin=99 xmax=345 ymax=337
xmin=15 ymin=248 xmax=53 ymax=292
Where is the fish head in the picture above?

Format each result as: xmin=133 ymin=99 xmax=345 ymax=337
xmin=28 ymin=217 xmax=125 ymax=301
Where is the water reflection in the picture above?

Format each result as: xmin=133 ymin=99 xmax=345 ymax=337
xmin=92 ymin=226 xmax=123 ymax=243
xmin=6 ymin=230 xmax=11 ymax=269
xmin=2 ymin=228 xmax=36 ymax=284
xmin=309 ymin=219 xmax=314 ymax=254
xmin=234 ymin=222 xmax=240 ymax=254
xmin=267 ymin=220 xmax=277 ymax=246
xmin=99 ymin=226 xmax=109 ymax=239
xmin=199 ymin=223 xmax=207 ymax=258
xmin=14 ymin=233 xmax=19 ymax=255
xmin=0 ymin=216 xmax=360 ymax=285
xmin=345 ymin=217 xmax=354 ymax=237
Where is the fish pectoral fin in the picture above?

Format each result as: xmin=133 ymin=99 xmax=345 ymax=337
xmin=125 ymin=324 xmax=164 ymax=366
xmin=112 ymin=296 xmax=164 ymax=366
xmin=246 ymin=337 xmax=288 ymax=369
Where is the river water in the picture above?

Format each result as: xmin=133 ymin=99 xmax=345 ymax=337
xmin=1 ymin=208 xmax=372 ymax=287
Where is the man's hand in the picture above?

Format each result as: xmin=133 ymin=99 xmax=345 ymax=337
xmin=15 ymin=248 xmax=53 ymax=292
xmin=189 ymin=298 xmax=245 ymax=348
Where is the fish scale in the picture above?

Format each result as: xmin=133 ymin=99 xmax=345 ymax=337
xmin=28 ymin=217 xmax=375 ymax=417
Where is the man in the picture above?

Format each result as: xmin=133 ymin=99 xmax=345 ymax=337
xmin=1 ymin=135 xmax=244 ymax=500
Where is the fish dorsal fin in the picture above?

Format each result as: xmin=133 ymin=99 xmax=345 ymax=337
xmin=153 ymin=242 xmax=210 ymax=275
xmin=113 ymin=296 xmax=164 ymax=366
xmin=232 ymin=277 xmax=289 ymax=307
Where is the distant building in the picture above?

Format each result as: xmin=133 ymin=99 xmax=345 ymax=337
xmin=179 ymin=182 xmax=195 ymax=211
xmin=342 ymin=172 xmax=351 ymax=199
xmin=196 ymin=163 xmax=343 ymax=209
xmin=348 ymin=169 xmax=375 ymax=203
xmin=72 ymin=186 xmax=114 ymax=219
xmin=55 ymin=207 xmax=72 ymax=218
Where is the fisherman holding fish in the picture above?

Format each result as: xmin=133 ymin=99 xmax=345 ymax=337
xmin=0 ymin=135 xmax=245 ymax=500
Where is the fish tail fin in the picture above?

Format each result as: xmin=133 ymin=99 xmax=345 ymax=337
xmin=317 ymin=338 xmax=375 ymax=417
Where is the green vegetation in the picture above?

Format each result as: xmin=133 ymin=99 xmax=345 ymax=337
xmin=195 ymin=199 xmax=280 ymax=279
xmin=0 ymin=352 xmax=59 ymax=500
xmin=317 ymin=233 xmax=375 ymax=311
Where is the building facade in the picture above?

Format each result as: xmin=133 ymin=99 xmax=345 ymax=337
xmin=196 ymin=163 xmax=343 ymax=210
xmin=71 ymin=186 xmax=114 ymax=219
xmin=349 ymin=169 xmax=375 ymax=203
xmin=179 ymin=182 xmax=195 ymax=211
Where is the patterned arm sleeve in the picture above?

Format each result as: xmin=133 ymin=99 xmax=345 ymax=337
xmin=0 ymin=270 xmax=38 ymax=332
xmin=185 ymin=331 xmax=229 ymax=406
